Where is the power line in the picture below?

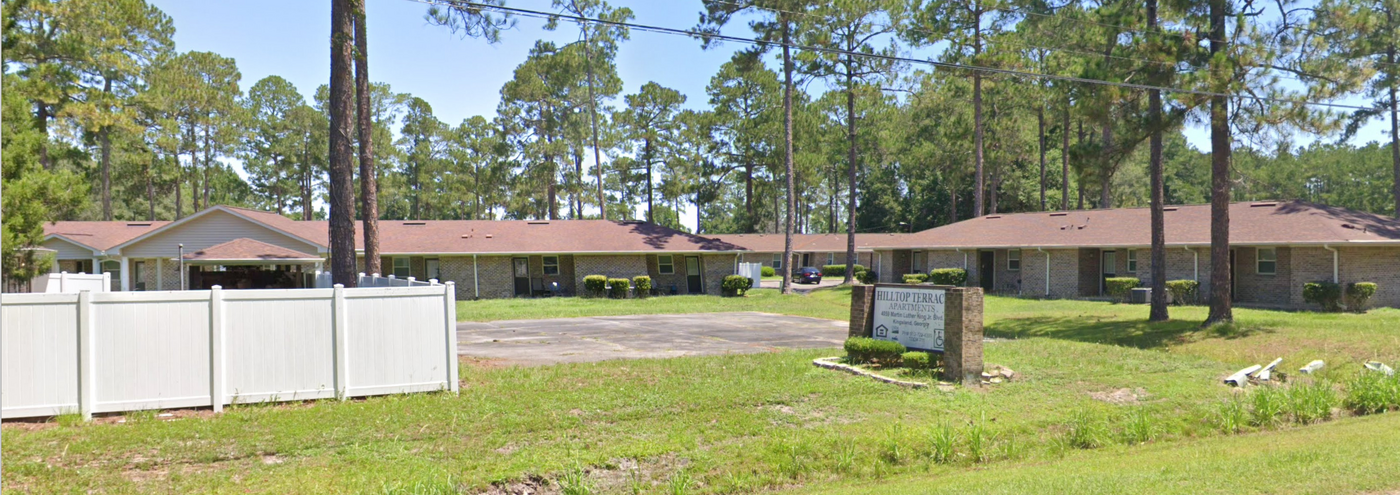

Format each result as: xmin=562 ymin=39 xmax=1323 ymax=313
xmin=407 ymin=0 xmax=1370 ymax=111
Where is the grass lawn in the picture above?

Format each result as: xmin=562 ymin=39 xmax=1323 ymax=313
xmin=6 ymin=291 xmax=1400 ymax=493
xmin=455 ymin=287 xmax=853 ymax=322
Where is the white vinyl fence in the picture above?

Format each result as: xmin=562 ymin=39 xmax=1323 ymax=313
xmin=311 ymin=272 xmax=438 ymax=289
xmin=1 ymin=282 xmax=458 ymax=420
xmin=32 ymin=272 xmax=111 ymax=294
xmin=738 ymin=262 xmax=764 ymax=288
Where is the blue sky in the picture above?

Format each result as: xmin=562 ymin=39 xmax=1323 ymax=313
xmin=149 ymin=0 xmax=1390 ymax=227
xmin=148 ymin=0 xmax=755 ymax=128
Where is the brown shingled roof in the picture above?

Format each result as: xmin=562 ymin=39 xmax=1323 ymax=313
xmin=869 ymin=200 xmax=1400 ymax=249
xmin=331 ymin=219 xmax=747 ymax=254
xmin=44 ymin=221 xmax=171 ymax=252
xmin=707 ymin=233 xmax=894 ymax=252
xmin=182 ymin=238 xmax=321 ymax=262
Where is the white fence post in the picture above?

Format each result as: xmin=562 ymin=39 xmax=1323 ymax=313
xmin=77 ymin=290 xmax=94 ymax=421
xmin=444 ymin=282 xmax=458 ymax=394
xmin=59 ymin=271 xmax=68 ymax=292
xmin=209 ymin=285 xmax=225 ymax=413
xmin=332 ymin=284 xmax=348 ymax=400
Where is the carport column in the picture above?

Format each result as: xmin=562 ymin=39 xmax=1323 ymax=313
xmin=942 ymin=287 xmax=985 ymax=385
xmin=848 ymin=285 xmax=875 ymax=338
xmin=118 ymin=257 xmax=130 ymax=292
xmin=77 ymin=290 xmax=95 ymax=421
xmin=444 ymin=282 xmax=459 ymax=394
xmin=209 ymin=286 xmax=225 ymax=412
xmin=331 ymin=284 xmax=349 ymax=400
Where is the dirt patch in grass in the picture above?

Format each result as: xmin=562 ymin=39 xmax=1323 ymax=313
xmin=1089 ymin=387 xmax=1150 ymax=405
xmin=475 ymin=454 xmax=689 ymax=495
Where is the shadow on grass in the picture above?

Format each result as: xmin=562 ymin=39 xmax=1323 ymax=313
xmin=987 ymin=316 xmax=1270 ymax=349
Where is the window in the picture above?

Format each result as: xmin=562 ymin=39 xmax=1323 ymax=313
xmin=392 ymin=257 xmax=411 ymax=277
xmin=1257 ymin=247 xmax=1277 ymax=275
xmin=772 ymin=253 xmax=783 ymax=270
xmin=425 ymin=258 xmax=440 ymax=280
xmin=658 ymin=255 xmax=674 ymax=275
xmin=1127 ymin=250 xmax=1138 ymax=273
xmin=827 ymin=252 xmax=835 ymax=265
xmin=1007 ymin=249 xmax=1021 ymax=271
xmin=133 ymin=261 xmax=146 ymax=291
xmin=543 ymin=256 xmax=559 ymax=275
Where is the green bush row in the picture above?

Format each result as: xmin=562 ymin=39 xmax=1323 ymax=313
xmin=855 ymin=269 xmax=878 ymax=285
xmin=1104 ymin=277 xmax=1140 ymax=301
xmin=929 ymin=268 xmax=967 ymax=286
xmin=902 ymin=273 xmax=929 ymax=284
xmin=1165 ymin=279 xmax=1199 ymax=305
xmin=606 ymin=278 xmax=630 ymax=299
xmin=1304 ymin=281 xmax=1379 ymax=312
xmin=901 ymin=351 xmax=934 ymax=370
xmin=722 ymin=275 xmax=752 ymax=297
xmin=583 ymin=275 xmax=608 ymax=297
xmin=821 ymin=264 xmax=866 ymax=278
xmin=844 ymin=337 xmax=907 ymax=365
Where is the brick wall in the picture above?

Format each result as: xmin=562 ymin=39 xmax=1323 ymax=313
xmin=892 ymin=250 xmax=912 ymax=278
xmin=1234 ymin=247 xmax=1292 ymax=306
xmin=1077 ymin=248 xmax=1100 ymax=296
xmin=573 ymin=255 xmax=649 ymax=293
xmin=1019 ymin=249 xmax=1079 ymax=298
xmin=702 ymin=254 xmax=736 ymax=295
xmin=943 ymin=287 xmax=984 ymax=384
xmin=1334 ymin=246 xmax=1400 ymax=309
xmin=992 ymin=249 xmax=1023 ymax=294
xmin=646 ymin=254 xmax=687 ymax=294
xmin=849 ymin=284 xmax=874 ymax=337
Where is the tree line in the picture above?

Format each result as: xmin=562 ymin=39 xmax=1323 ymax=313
xmin=7 ymin=0 xmax=1400 ymax=322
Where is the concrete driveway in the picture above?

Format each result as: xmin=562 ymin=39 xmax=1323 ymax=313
xmin=457 ymin=312 xmax=848 ymax=366
xmin=758 ymin=277 xmax=845 ymax=293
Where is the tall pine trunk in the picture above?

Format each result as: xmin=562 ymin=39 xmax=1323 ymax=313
xmin=1389 ymin=35 xmax=1400 ymax=216
xmin=972 ymin=2 xmax=985 ymax=217
xmin=781 ymin=15 xmax=796 ymax=294
xmin=100 ymin=77 xmax=113 ymax=220
xmin=1147 ymin=0 xmax=1169 ymax=322
xmin=645 ymin=138 xmax=654 ymax=223
xmin=1061 ymin=101 xmax=1070 ymax=211
xmin=355 ymin=0 xmax=381 ymax=277
xmin=844 ymin=56 xmax=858 ymax=285
xmin=1204 ymin=0 xmax=1233 ymax=326
xmin=328 ymin=0 xmax=359 ymax=287
xmin=1038 ymin=105 xmax=1046 ymax=211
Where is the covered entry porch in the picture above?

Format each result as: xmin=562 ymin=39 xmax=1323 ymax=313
xmin=182 ymin=238 xmax=323 ymax=290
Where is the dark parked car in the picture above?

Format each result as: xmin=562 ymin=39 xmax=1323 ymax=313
xmin=796 ymin=267 xmax=823 ymax=284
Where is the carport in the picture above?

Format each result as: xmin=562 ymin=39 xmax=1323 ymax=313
xmin=183 ymin=238 xmax=323 ymax=290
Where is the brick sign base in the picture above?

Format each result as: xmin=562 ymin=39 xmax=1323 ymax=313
xmin=850 ymin=284 xmax=984 ymax=384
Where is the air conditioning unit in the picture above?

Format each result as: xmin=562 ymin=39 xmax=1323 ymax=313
xmin=1130 ymin=287 xmax=1152 ymax=304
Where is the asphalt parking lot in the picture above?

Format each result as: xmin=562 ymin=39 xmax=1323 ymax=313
xmin=457 ymin=312 xmax=848 ymax=366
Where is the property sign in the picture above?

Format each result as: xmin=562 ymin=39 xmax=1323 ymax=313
xmin=871 ymin=286 xmax=946 ymax=351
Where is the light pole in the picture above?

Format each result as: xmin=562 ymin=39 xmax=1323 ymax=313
xmin=178 ymin=244 xmax=185 ymax=290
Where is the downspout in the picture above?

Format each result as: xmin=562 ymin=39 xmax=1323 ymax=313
xmin=1037 ymin=247 xmax=1050 ymax=297
xmin=1324 ymin=244 xmax=1338 ymax=283
xmin=472 ymin=254 xmax=480 ymax=299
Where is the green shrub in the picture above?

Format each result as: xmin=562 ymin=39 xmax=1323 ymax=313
xmin=606 ymin=278 xmax=631 ymax=299
xmin=633 ymin=276 xmax=653 ymax=298
xmin=583 ymin=275 xmax=608 ymax=298
xmin=1303 ymin=281 xmax=1343 ymax=312
xmin=761 ymin=266 xmax=776 ymax=277
xmin=844 ymin=337 xmax=907 ymax=365
xmin=855 ymin=269 xmax=878 ymax=285
xmin=902 ymin=273 xmax=929 ymax=284
xmin=928 ymin=268 xmax=968 ymax=286
xmin=1165 ymin=280 xmax=1199 ymax=305
xmin=1104 ymin=277 xmax=1141 ymax=301
xmin=1345 ymin=372 xmax=1400 ymax=415
xmin=822 ymin=264 xmax=865 ymax=278
xmin=901 ymin=351 xmax=933 ymax=370
xmin=1250 ymin=386 xmax=1287 ymax=427
xmin=1063 ymin=409 xmax=1107 ymax=449
xmin=1346 ymin=282 xmax=1378 ymax=313
xmin=722 ymin=275 xmax=753 ymax=297
xmin=1285 ymin=381 xmax=1338 ymax=424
